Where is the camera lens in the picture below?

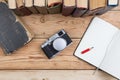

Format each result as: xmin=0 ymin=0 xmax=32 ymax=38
xmin=53 ymin=38 xmax=67 ymax=51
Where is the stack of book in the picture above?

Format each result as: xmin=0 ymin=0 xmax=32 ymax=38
xmin=6 ymin=0 xmax=118 ymax=17
xmin=63 ymin=0 xmax=119 ymax=17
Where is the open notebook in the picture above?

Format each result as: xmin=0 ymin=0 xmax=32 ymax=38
xmin=74 ymin=17 xmax=120 ymax=79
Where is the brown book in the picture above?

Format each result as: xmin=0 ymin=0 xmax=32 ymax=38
xmin=25 ymin=0 xmax=39 ymax=14
xmin=8 ymin=0 xmax=32 ymax=16
xmin=62 ymin=0 xmax=76 ymax=16
xmin=7 ymin=0 xmax=23 ymax=16
xmin=15 ymin=0 xmax=32 ymax=16
xmin=47 ymin=0 xmax=62 ymax=14
xmin=95 ymin=0 xmax=119 ymax=15
xmin=82 ymin=0 xmax=106 ymax=17
xmin=72 ymin=0 xmax=88 ymax=17
xmin=89 ymin=0 xmax=106 ymax=10
xmin=34 ymin=0 xmax=48 ymax=14
xmin=0 ymin=2 xmax=34 ymax=54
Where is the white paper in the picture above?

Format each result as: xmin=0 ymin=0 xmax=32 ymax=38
xmin=74 ymin=17 xmax=118 ymax=67
xmin=100 ymin=31 xmax=120 ymax=79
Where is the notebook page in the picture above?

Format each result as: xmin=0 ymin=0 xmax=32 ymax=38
xmin=74 ymin=17 xmax=118 ymax=67
xmin=100 ymin=30 xmax=120 ymax=79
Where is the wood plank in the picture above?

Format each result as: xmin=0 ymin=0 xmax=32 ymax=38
xmin=0 ymin=39 xmax=95 ymax=70
xmin=0 ymin=70 xmax=117 ymax=80
xmin=21 ymin=11 xmax=120 ymax=39
xmin=21 ymin=14 xmax=93 ymax=39
xmin=100 ymin=11 xmax=120 ymax=28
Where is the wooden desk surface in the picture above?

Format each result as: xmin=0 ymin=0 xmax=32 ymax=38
xmin=0 ymin=5 xmax=119 ymax=80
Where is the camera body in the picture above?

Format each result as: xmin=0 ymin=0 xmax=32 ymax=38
xmin=41 ymin=30 xmax=72 ymax=59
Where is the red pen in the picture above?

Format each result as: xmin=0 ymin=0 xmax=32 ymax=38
xmin=81 ymin=47 xmax=94 ymax=54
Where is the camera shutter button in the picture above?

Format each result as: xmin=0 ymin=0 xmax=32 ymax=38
xmin=53 ymin=38 xmax=67 ymax=51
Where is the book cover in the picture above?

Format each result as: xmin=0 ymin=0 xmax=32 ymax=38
xmin=34 ymin=0 xmax=48 ymax=14
xmin=82 ymin=0 xmax=106 ymax=17
xmin=72 ymin=0 xmax=88 ymax=17
xmin=15 ymin=0 xmax=32 ymax=16
xmin=0 ymin=2 xmax=34 ymax=54
xmin=47 ymin=0 xmax=62 ymax=14
xmin=93 ymin=0 xmax=119 ymax=15
xmin=62 ymin=0 xmax=76 ymax=16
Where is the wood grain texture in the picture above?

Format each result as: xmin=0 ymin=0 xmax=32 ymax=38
xmin=0 ymin=70 xmax=117 ymax=80
xmin=0 ymin=39 xmax=95 ymax=70
xmin=0 ymin=7 xmax=120 ymax=70
xmin=21 ymin=14 xmax=92 ymax=39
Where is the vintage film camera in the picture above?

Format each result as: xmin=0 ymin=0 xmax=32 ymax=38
xmin=41 ymin=30 xmax=72 ymax=59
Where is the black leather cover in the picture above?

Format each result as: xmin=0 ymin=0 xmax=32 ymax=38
xmin=0 ymin=2 xmax=31 ymax=54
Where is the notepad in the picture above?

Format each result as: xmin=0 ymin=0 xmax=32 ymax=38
xmin=74 ymin=17 xmax=120 ymax=79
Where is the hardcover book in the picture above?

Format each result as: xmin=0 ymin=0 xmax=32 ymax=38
xmin=0 ymin=2 xmax=34 ymax=54
xmin=25 ymin=0 xmax=38 ymax=14
xmin=62 ymin=0 xmax=76 ymax=16
xmin=82 ymin=0 xmax=106 ymax=17
xmin=15 ymin=0 xmax=32 ymax=16
xmin=34 ymin=0 xmax=48 ymax=14
xmin=8 ymin=0 xmax=32 ymax=16
xmin=72 ymin=0 xmax=88 ymax=17
xmin=47 ymin=0 xmax=62 ymax=14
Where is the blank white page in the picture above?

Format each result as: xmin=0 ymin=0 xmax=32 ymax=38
xmin=100 ymin=31 xmax=120 ymax=79
xmin=74 ymin=17 xmax=118 ymax=67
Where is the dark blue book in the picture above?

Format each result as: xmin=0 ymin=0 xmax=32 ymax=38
xmin=0 ymin=2 xmax=33 ymax=54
